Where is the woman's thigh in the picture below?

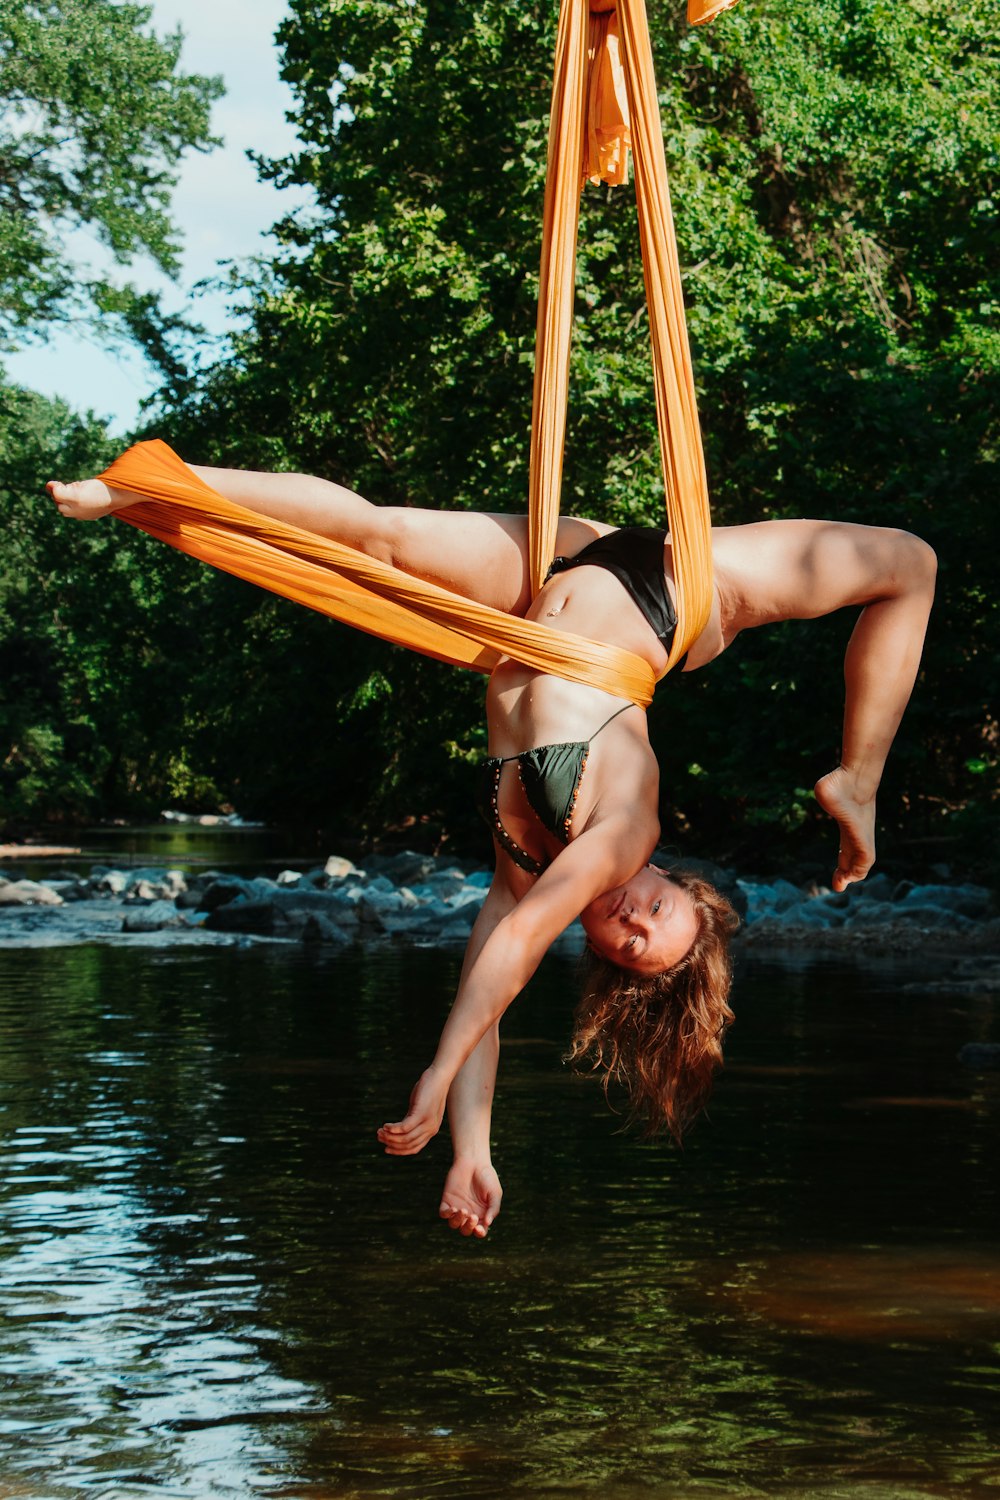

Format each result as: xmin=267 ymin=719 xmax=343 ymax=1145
xmin=381 ymin=507 xmax=609 ymax=616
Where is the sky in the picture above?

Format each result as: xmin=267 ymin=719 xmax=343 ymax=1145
xmin=6 ymin=0 xmax=308 ymax=435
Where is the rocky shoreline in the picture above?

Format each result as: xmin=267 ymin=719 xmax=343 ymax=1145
xmin=1 ymin=850 xmax=997 ymax=955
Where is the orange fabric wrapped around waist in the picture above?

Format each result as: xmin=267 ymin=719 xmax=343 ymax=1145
xmin=101 ymin=440 xmax=659 ymax=709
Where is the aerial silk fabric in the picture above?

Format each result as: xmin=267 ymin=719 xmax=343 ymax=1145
xmin=104 ymin=440 xmax=660 ymax=707
xmin=528 ymin=0 xmax=718 ymax=669
xmin=105 ymin=0 xmax=733 ymax=702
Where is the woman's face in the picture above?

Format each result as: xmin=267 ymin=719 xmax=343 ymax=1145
xmin=581 ymin=866 xmax=699 ymax=975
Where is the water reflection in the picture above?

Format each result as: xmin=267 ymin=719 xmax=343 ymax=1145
xmin=0 ymin=944 xmax=996 ymax=1497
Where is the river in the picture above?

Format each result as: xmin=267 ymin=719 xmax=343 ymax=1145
xmin=0 ymin=906 xmax=997 ymax=1497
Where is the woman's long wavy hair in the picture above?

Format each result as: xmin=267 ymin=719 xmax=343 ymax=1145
xmin=570 ymin=868 xmax=740 ymax=1143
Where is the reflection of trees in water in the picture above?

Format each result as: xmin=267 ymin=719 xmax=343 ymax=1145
xmin=0 ymin=943 xmax=996 ymax=1494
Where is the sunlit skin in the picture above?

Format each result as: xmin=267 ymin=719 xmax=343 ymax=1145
xmin=580 ymin=866 xmax=699 ymax=974
xmin=48 ymin=469 xmax=936 ymax=1240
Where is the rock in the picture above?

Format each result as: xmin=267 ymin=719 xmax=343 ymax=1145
xmin=196 ymin=877 xmax=257 ymax=912
xmin=358 ymin=887 xmax=419 ymax=928
xmin=323 ymin=855 xmax=357 ymax=880
xmin=447 ymin=888 xmax=488 ymax=915
xmin=92 ymin=869 xmax=128 ymax=896
xmin=898 ymin=883 xmax=994 ymax=920
xmin=424 ymin=868 xmax=470 ymax=901
xmin=437 ymin=912 xmax=478 ymax=944
xmin=204 ymin=891 xmax=356 ymax=943
xmin=845 ymin=872 xmax=894 ymax=904
xmin=300 ymin=914 xmax=351 ymax=948
xmin=958 ymin=1043 xmax=1000 ymax=1071
xmin=121 ymin=867 xmax=188 ymax=902
xmin=365 ymin=851 xmax=439 ymax=886
xmin=0 ymin=880 xmax=63 ymax=906
xmin=122 ymin=901 xmax=189 ymax=933
xmin=276 ymin=869 xmax=303 ymax=886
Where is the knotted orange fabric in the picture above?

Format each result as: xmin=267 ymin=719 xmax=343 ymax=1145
xmin=104 ymin=0 xmax=735 ymax=703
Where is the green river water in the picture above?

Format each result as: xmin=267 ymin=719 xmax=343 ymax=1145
xmin=0 ymin=915 xmax=997 ymax=1498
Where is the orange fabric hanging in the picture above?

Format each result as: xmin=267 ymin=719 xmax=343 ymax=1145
xmin=104 ymin=0 xmax=735 ymax=700
xmin=103 ymin=440 xmax=659 ymax=707
xmin=527 ymin=0 xmax=721 ymax=671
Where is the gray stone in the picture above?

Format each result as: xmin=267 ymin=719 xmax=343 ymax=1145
xmin=323 ymin=855 xmax=357 ymax=880
xmin=276 ymin=869 xmax=303 ymax=886
xmin=437 ymin=913 xmax=477 ymax=944
xmin=448 ymin=888 xmax=488 ymax=915
xmin=196 ymin=877 xmax=256 ymax=912
xmin=889 ymin=903 xmax=977 ymax=931
xmin=366 ymin=851 xmax=438 ymax=886
xmin=122 ymin=901 xmax=189 ymax=933
xmin=845 ymin=872 xmax=894 ymax=904
xmin=300 ymin=914 xmax=351 ymax=948
xmin=93 ymin=869 xmax=128 ymax=896
xmin=898 ymin=883 xmax=994 ymax=920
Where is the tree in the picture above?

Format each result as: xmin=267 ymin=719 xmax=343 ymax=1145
xmin=0 ymin=0 xmax=221 ymax=376
xmin=157 ymin=0 xmax=996 ymax=868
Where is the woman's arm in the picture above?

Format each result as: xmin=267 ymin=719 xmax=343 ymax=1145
xmin=376 ymin=821 xmax=645 ymax=1156
xmin=434 ymin=877 xmax=519 ymax=1238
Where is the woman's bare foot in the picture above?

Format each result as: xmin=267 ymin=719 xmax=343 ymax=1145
xmin=814 ymin=766 xmax=877 ymax=892
xmin=46 ymin=478 xmax=132 ymax=521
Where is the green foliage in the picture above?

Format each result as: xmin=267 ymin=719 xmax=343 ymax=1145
xmin=4 ymin=0 xmax=997 ymax=869
xmin=0 ymin=383 xmax=228 ymax=823
xmin=0 ymin=0 xmax=221 ymax=364
xmin=157 ymin=0 xmax=995 ymax=864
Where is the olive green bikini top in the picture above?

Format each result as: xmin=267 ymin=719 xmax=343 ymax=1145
xmin=476 ymin=705 xmax=633 ymax=875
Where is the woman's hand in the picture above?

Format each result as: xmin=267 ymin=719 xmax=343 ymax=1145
xmin=377 ymin=1067 xmax=448 ymax=1156
xmin=439 ymin=1158 xmax=503 ymax=1239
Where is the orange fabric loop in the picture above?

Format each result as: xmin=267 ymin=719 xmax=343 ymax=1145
xmin=103 ymin=440 xmax=658 ymax=708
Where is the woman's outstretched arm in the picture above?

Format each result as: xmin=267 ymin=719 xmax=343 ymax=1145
xmin=376 ymin=816 xmax=651 ymax=1157
xmin=434 ymin=878 xmax=518 ymax=1238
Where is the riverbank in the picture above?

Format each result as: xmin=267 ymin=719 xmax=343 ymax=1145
xmin=1 ymin=850 xmax=997 ymax=961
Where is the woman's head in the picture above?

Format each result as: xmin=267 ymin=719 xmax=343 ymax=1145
xmin=572 ymin=866 xmax=739 ymax=1142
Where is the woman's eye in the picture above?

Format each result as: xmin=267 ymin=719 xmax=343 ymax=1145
xmin=652 ymin=900 xmax=661 ymax=915
xmin=626 ymin=934 xmax=637 ymax=949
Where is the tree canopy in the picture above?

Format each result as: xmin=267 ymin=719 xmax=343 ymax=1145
xmin=0 ymin=0 xmax=221 ymax=369
xmin=3 ymin=0 xmax=998 ymax=875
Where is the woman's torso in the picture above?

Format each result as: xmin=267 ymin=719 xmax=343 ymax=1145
xmin=481 ymin=524 xmax=726 ymax=878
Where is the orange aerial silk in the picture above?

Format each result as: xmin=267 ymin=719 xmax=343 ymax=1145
xmin=103 ymin=0 xmax=733 ymax=707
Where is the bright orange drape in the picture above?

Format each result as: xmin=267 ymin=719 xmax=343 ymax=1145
xmin=105 ymin=0 xmax=734 ymax=702
xmin=105 ymin=440 xmax=659 ymax=707
xmin=529 ymin=0 xmax=718 ymax=669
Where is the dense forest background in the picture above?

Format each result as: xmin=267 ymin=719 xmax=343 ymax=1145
xmin=1 ymin=0 xmax=997 ymax=877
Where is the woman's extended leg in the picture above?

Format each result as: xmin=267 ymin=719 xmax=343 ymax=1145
xmin=48 ymin=464 xmax=607 ymax=618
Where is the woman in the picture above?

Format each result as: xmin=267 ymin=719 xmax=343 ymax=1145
xmin=48 ymin=465 xmax=936 ymax=1237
